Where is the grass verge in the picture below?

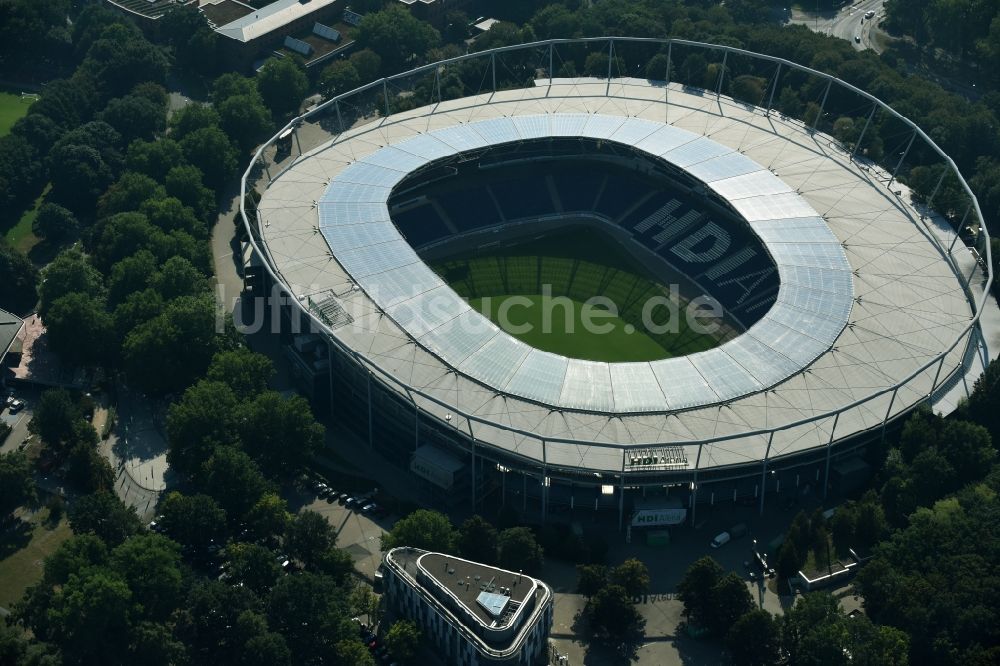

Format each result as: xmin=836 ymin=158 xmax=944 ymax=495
xmin=0 ymin=507 xmax=72 ymax=608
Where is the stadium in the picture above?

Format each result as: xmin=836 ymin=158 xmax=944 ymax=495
xmin=242 ymin=38 xmax=993 ymax=528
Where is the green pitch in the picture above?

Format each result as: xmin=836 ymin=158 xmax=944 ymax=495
xmin=0 ymin=92 xmax=33 ymax=137
xmin=431 ymin=228 xmax=723 ymax=362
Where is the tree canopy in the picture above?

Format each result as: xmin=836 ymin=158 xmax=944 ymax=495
xmin=381 ymin=509 xmax=457 ymax=553
xmin=356 ymin=6 xmax=441 ymax=74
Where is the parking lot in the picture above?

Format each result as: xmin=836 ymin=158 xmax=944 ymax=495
xmin=1 ymin=386 xmax=38 ymax=454
xmin=294 ymin=481 xmax=395 ymax=584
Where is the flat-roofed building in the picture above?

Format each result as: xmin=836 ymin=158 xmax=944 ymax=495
xmin=0 ymin=309 xmax=23 ymax=369
xmin=383 ymin=547 xmax=553 ymax=665
xmin=208 ymin=0 xmax=345 ymax=68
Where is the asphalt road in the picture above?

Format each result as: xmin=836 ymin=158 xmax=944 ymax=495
xmin=788 ymin=0 xmax=886 ymax=52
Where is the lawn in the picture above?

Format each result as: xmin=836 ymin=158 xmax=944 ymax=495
xmin=4 ymin=185 xmax=49 ymax=255
xmin=470 ymin=294 xmax=670 ymax=362
xmin=0 ymin=507 xmax=72 ymax=608
xmin=0 ymin=91 xmax=33 ymax=137
xmin=432 ymin=227 xmax=723 ymax=362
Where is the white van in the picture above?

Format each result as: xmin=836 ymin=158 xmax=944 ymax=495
xmin=710 ymin=531 xmax=731 ymax=548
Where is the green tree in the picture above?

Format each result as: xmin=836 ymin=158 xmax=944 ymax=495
xmin=334 ymin=639 xmax=375 ymax=666
xmin=45 ymin=567 xmax=133 ymax=663
xmin=44 ymin=292 xmax=114 ymax=367
xmin=350 ymin=49 xmax=382 ymax=82
xmin=726 ymin=608 xmax=780 ymax=666
xmin=200 ymin=446 xmax=270 ymax=520
xmin=107 ymin=250 xmax=157 ymax=306
xmin=587 ymin=584 xmax=645 ymax=651
xmin=151 ymin=255 xmax=207 ymax=301
xmin=67 ymin=492 xmax=143 ymax=546
xmin=166 ymin=380 xmax=239 ymax=474
xmin=32 ymin=203 xmax=79 ymax=241
xmin=350 ymin=585 xmax=381 ymax=627
xmin=0 ymin=242 xmax=38 ymax=314
xmin=286 ymin=510 xmax=336 ymax=570
xmin=114 ymin=287 xmax=164 ymax=335
xmin=226 ymin=543 xmax=281 ymax=595
xmin=781 ymin=593 xmax=842 ymax=665
xmin=130 ymin=620 xmax=187 ymax=666
xmin=180 ymin=126 xmax=239 ymax=192
xmin=853 ymin=497 xmax=885 ymax=551
xmin=28 ymin=388 xmax=80 ymax=449
xmin=457 ymin=515 xmax=498 ymax=565
xmin=708 ymin=573 xmax=755 ymax=638
xmin=381 ymin=509 xmax=457 ymax=552
xmin=165 ymin=165 xmax=216 ymax=223
xmin=47 ymin=126 xmax=124 ymax=214
xmin=0 ymin=451 xmax=36 ymax=517
xmin=175 ymin=581 xmax=262 ymax=661
xmin=99 ymin=93 xmax=166 ymax=143
xmin=206 ymin=348 xmax=274 ymax=399
xmin=126 ymin=137 xmax=185 ymax=181
xmin=169 ymin=103 xmax=221 ymax=140
xmin=238 ymin=391 xmax=324 ymax=475
xmin=730 ymin=75 xmax=767 ymax=105
xmin=319 ymin=60 xmax=361 ymax=98
xmin=531 ymin=4 xmax=581 ymax=40
xmin=356 ymin=6 xmax=441 ymax=73
xmin=497 ymin=527 xmax=543 ymax=575
xmin=576 ymin=564 xmax=608 ymax=597
xmin=66 ymin=431 xmax=114 ymax=493
xmin=245 ymin=492 xmax=291 ymax=544
xmin=110 ymin=534 xmax=184 ymax=621
xmin=680 ymin=53 xmax=708 ymax=88
xmin=314 ymin=544 xmax=355 ymax=583
xmin=97 ymin=171 xmax=166 ymax=217
xmin=611 ymin=558 xmax=650 ymax=598
xmin=122 ymin=295 xmax=221 ymax=395
xmin=80 ymin=23 xmax=168 ymax=98
xmin=829 ymin=504 xmax=857 ymax=556
xmin=160 ymin=491 xmax=227 ymax=550
xmin=257 ymin=58 xmax=309 ymax=116
xmin=266 ymin=573 xmax=355 ymax=664
xmin=38 ymin=248 xmax=104 ymax=318
xmin=776 ymin=539 xmax=802 ymax=582
xmin=141 ymin=196 xmax=207 ymax=237
xmin=213 ymin=73 xmax=260 ymax=103
xmin=217 ymin=94 xmax=272 ymax=154
xmin=677 ymin=555 xmax=724 ymax=630
xmin=385 ymin=619 xmax=421 ymax=661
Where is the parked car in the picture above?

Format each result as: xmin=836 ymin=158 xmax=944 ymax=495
xmin=8 ymin=398 xmax=25 ymax=414
xmin=361 ymin=502 xmax=377 ymax=513
xmin=710 ymin=531 xmax=731 ymax=548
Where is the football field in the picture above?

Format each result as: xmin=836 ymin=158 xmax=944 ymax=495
xmin=432 ymin=229 xmax=724 ymax=362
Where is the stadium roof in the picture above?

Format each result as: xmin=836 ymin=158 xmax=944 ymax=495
xmin=215 ymin=0 xmax=340 ymax=43
xmin=0 ymin=309 xmax=23 ymax=362
xmin=316 ymin=115 xmax=853 ymax=413
xmin=255 ymin=78 xmax=984 ymax=473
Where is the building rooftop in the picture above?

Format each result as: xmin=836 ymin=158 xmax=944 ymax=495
xmin=215 ymin=0 xmax=340 ymax=42
xmin=417 ymin=551 xmax=535 ymax=628
xmin=386 ymin=547 xmax=551 ymax=659
xmin=255 ymin=76 xmax=990 ymax=475
xmin=0 ymin=309 xmax=23 ymax=361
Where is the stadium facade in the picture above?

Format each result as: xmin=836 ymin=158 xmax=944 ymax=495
xmin=242 ymin=38 xmax=993 ymax=527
